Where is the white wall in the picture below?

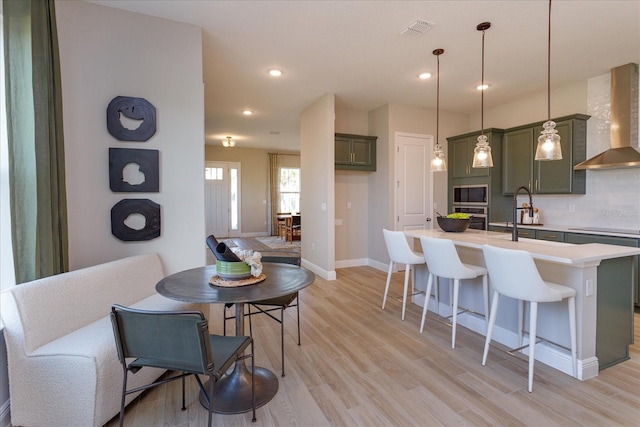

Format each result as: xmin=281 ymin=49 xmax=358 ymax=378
xmin=300 ymin=94 xmax=335 ymax=279
xmin=56 ymin=1 xmax=205 ymax=274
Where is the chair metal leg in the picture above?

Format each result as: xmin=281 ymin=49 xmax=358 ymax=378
xmin=119 ymin=368 xmax=128 ymax=427
xmin=482 ymin=291 xmax=500 ymax=366
xmin=420 ymin=272 xmax=434 ymax=333
xmin=181 ymin=374 xmax=186 ymax=410
xmin=382 ymin=261 xmax=393 ymax=309
xmin=401 ymin=265 xmax=411 ymax=320
xmin=251 ymin=340 xmax=256 ymax=422
xmin=482 ymin=274 xmax=489 ymax=331
xmin=518 ymin=299 xmax=525 ymax=348
xmin=451 ymin=279 xmax=460 ymax=349
xmin=207 ymin=374 xmax=214 ymax=427
xmin=280 ymin=306 xmax=286 ymax=377
xmin=528 ymin=301 xmax=539 ymax=392
xmin=296 ymin=297 xmax=301 ymax=346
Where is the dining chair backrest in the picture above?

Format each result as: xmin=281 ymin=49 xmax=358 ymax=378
xmin=482 ymin=245 xmax=566 ymax=303
xmin=419 ymin=236 xmax=478 ymax=280
xmin=110 ymin=305 xmax=214 ymax=375
xmin=206 ymin=235 xmax=218 ymax=255
xmin=262 ymin=252 xmax=301 ymax=266
xmin=383 ymin=229 xmax=420 ymax=264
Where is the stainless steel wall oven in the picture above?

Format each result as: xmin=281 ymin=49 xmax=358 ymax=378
xmin=452 ymin=205 xmax=487 ymax=230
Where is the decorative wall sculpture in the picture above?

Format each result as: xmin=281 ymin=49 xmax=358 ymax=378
xmin=111 ymin=199 xmax=161 ymax=241
xmin=109 ymin=148 xmax=159 ymax=192
xmin=107 ymin=96 xmax=157 ymax=141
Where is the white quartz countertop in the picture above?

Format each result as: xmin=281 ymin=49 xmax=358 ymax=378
xmin=404 ymin=228 xmax=640 ymax=266
xmin=488 ymin=222 xmax=640 ymax=239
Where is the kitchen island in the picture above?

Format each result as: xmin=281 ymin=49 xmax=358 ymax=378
xmin=404 ymin=228 xmax=640 ymax=380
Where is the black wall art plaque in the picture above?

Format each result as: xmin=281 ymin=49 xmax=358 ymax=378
xmin=109 ymin=148 xmax=159 ymax=192
xmin=111 ymin=199 xmax=161 ymax=241
xmin=107 ymin=96 xmax=156 ymax=141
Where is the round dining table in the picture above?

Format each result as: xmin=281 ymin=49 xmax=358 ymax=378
xmin=156 ymin=262 xmax=315 ymax=414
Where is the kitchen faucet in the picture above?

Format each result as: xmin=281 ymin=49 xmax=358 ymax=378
xmin=512 ymin=186 xmax=534 ymax=242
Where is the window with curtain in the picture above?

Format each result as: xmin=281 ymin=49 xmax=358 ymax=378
xmin=2 ymin=0 xmax=69 ymax=286
xmin=279 ymin=167 xmax=300 ymax=213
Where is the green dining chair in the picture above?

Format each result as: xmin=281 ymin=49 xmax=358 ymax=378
xmin=223 ymin=252 xmax=301 ymax=377
xmin=110 ymin=304 xmax=255 ymax=426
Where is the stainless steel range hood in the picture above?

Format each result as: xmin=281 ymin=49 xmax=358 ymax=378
xmin=574 ymin=63 xmax=640 ymax=170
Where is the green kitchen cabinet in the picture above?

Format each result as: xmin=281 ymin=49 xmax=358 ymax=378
xmin=565 ymin=232 xmax=638 ymax=368
xmin=447 ymin=130 xmax=503 ymax=180
xmin=502 ymin=114 xmax=589 ymax=195
xmin=335 ymin=133 xmax=377 ymax=171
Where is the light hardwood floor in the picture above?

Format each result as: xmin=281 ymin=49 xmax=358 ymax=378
xmin=106 ymin=266 xmax=640 ymax=426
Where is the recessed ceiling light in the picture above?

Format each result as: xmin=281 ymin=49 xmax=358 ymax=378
xmin=268 ymin=69 xmax=282 ymax=77
xmin=476 ymin=84 xmax=490 ymax=91
xmin=419 ymin=72 xmax=432 ymax=80
xmin=242 ymin=109 xmax=253 ymax=116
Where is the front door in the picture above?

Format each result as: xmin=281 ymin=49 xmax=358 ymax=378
xmin=205 ymin=161 xmax=241 ymax=238
xmin=395 ymin=132 xmax=433 ymax=232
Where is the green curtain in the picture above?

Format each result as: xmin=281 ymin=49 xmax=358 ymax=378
xmin=268 ymin=153 xmax=281 ymax=235
xmin=3 ymin=0 xmax=69 ymax=283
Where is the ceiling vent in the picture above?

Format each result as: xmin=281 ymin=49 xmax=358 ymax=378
xmin=400 ymin=20 xmax=435 ymax=38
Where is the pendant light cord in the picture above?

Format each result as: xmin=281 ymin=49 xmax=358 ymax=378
xmin=547 ymin=0 xmax=552 ymax=121
xmin=480 ymin=27 xmax=486 ymax=136
xmin=436 ymin=52 xmax=440 ymax=145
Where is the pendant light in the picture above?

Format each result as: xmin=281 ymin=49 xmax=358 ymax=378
xmin=535 ymin=0 xmax=562 ymax=160
xmin=472 ymin=22 xmax=493 ymax=168
xmin=222 ymin=136 xmax=236 ymax=147
xmin=430 ymin=48 xmax=446 ymax=172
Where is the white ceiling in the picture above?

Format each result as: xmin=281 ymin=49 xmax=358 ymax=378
xmin=87 ymin=1 xmax=640 ymax=151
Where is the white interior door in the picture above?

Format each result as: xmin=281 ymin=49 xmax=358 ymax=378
xmin=205 ymin=162 xmax=241 ymax=238
xmin=395 ymin=133 xmax=433 ymax=232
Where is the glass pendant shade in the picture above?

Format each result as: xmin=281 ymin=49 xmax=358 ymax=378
xmin=535 ymin=120 xmax=562 ymax=160
xmin=430 ymin=143 xmax=447 ymax=172
xmin=472 ymin=134 xmax=493 ymax=167
xmin=222 ymin=136 xmax=236 ymax=147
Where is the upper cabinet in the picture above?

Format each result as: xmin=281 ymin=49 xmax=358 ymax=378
xmin=447 ymin=129 xmax=503 ymax=181
xmin=502 ymin=114 xmax=589 ymax=194
xmin=335 ymin=133 xmax=377 ymax=171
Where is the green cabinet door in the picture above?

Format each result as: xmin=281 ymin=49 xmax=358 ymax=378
xmin=335 ymin=136 xmax=352 ymax=166
xmin=534 ymin=120 xmax=575 ymax=193
xmin=449 ymin=135 xmax=490 ymax=179
xmin=502 ymin=127 xmax=534 ymax=193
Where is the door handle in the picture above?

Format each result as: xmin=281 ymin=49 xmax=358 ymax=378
xmin=426 ymin=218 xmax=432 ymax=222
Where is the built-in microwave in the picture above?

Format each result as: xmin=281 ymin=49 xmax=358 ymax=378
xmin=453 ymin=184 xmax=488 ymax=205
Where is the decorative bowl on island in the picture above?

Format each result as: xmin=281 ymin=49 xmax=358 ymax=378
xmin=437 ymin=214 xmax=471 ymax=232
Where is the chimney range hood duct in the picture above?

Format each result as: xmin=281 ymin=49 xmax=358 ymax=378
xmin=574 ymin=63 xmax=640 ymax=170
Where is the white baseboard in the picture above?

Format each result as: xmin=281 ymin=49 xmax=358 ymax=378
xmin=301 ymin=258 xmax=336 ymax=281
xmin=335 ymin=258 xmax=369 ymax=269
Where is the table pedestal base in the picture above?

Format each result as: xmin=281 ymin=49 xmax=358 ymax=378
xmin=199 ymin=361 xmax=278 ymax=414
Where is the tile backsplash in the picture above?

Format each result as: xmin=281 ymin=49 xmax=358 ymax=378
xmin=520 ymin=72 xmax=640 ymax=231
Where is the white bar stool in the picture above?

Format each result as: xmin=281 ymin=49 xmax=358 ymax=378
xmin=382 ymin=229 xmax=426 ymax=321
xmin=419 ymin=236 xmax=489 ymax=349
xmin=481 ymin=244 xmax=577 ymax=392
